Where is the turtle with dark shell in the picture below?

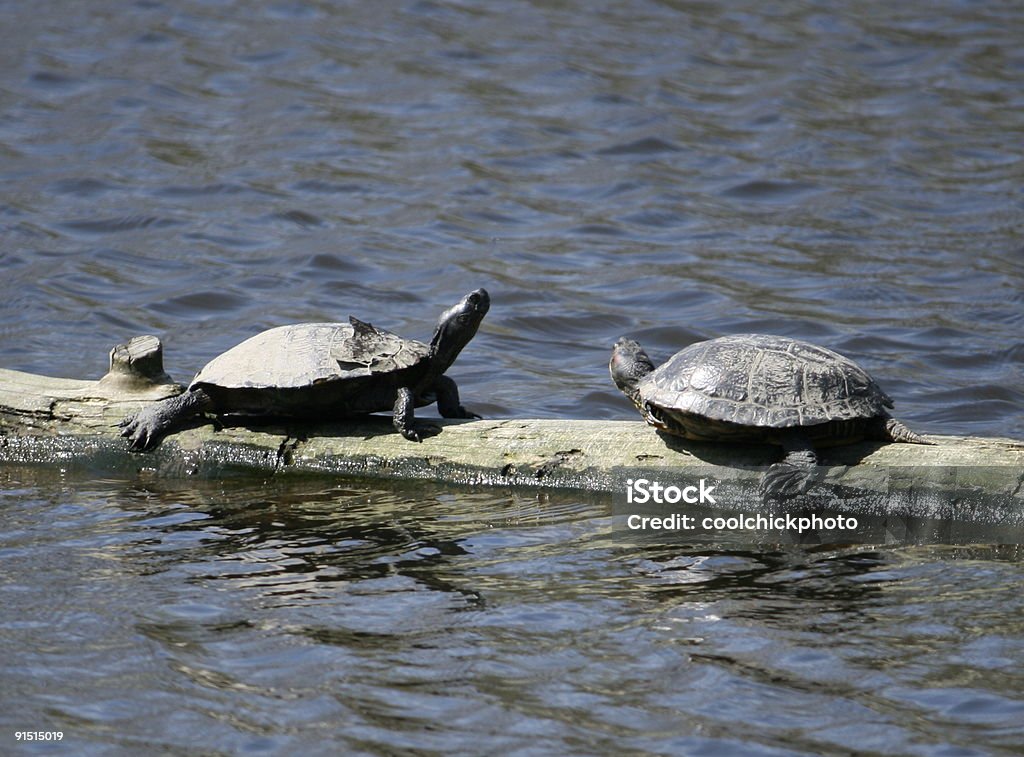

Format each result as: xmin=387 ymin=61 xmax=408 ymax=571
xmin=609 ymin=333 xmax=929 ymax=497
xmin=120 ymin=288 xmax=489 ymax=450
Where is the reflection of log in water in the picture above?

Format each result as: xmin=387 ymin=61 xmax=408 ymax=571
xmin=1 ymin=336 xmax=1022 ymax=525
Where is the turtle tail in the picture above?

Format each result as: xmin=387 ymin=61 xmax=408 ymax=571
xmin=879 ymin=415 xmax=932 ymax=445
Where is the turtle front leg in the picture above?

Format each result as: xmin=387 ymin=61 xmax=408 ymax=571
xmin=759 ymin=433 xmax=818 ymax=499
xmin=393 ymin=386 xmax=419 ymax=441
xmin=119 ymin=388 xmax=213 ymax=451
xmin=433 ymin=375 xmax=481 ymax=419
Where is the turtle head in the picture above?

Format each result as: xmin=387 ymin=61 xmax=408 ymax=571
xmin=428 ymin=288 xmax=490 ymax=372
xmin=610 ymin=337 xmax=655 ymax=409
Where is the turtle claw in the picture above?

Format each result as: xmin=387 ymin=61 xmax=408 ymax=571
xmin=444 ymin=403 xmax=481 ymax=420
xmin=401 ymin=427 xmax=422 ymax=443
xmin=118 ymin=413 xmax=138 ymax=438
xmin=400 ymin=422 xmax=442 ymax=442
xmin=127 ymin=432 xmax=152 ymax=452
xmin=120 ymin=421 xmax=151 ymax=452
xmin=118 ymin=406 xmax=166 ymax=452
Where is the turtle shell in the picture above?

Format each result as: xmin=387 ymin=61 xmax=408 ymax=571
xmin=639 ymin=334 xmax=893 ymax=429
xmin=192 ymin=317 xmax=429 ymax=390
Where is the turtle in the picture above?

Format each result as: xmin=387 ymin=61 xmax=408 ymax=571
xmin=120 ymin=288 xmax=489 ymax=451
xmin=609 ymin=333 xmax=930 ymax=497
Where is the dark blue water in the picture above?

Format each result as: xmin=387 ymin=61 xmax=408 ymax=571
xmin=3 ymin=470 xmax=1024 ymax=755
xmin=2 ymin=0 xmax=1023 ymax=754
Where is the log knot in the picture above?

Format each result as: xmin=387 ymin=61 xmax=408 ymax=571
xmin=99 ymin=335 xmax=180 ymax=393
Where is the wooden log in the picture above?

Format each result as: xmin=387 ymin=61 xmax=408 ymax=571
xmin=1 ymin=337 xmax=1022 ymax=526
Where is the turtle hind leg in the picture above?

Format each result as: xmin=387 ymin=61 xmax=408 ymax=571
xmin=760 ymin=434 xmax=818 ymax=500
xmin=876 ymin=415 xmax=933 ymax=445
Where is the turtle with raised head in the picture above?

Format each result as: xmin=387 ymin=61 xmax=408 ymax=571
xmin=609 ymin=333 xmax=929 ymax=497
xmin=120 ymin=288 xmax=489 ymax=450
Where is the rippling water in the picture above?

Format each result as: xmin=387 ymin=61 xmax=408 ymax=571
xmin=2 ymin=470 xmax=1023 ymax=755
xmin=2 ymin=0 xmax=1023 ymax=753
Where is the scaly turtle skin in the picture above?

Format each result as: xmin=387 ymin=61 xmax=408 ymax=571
xmin=120 ymin=288 xmax=489 ymax=450
xmin=610 ymin=334 xmax=929 ymax=498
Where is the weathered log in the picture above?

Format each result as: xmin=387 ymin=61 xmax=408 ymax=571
xmin=1 ymin=337 xmax=1022 ymax=526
